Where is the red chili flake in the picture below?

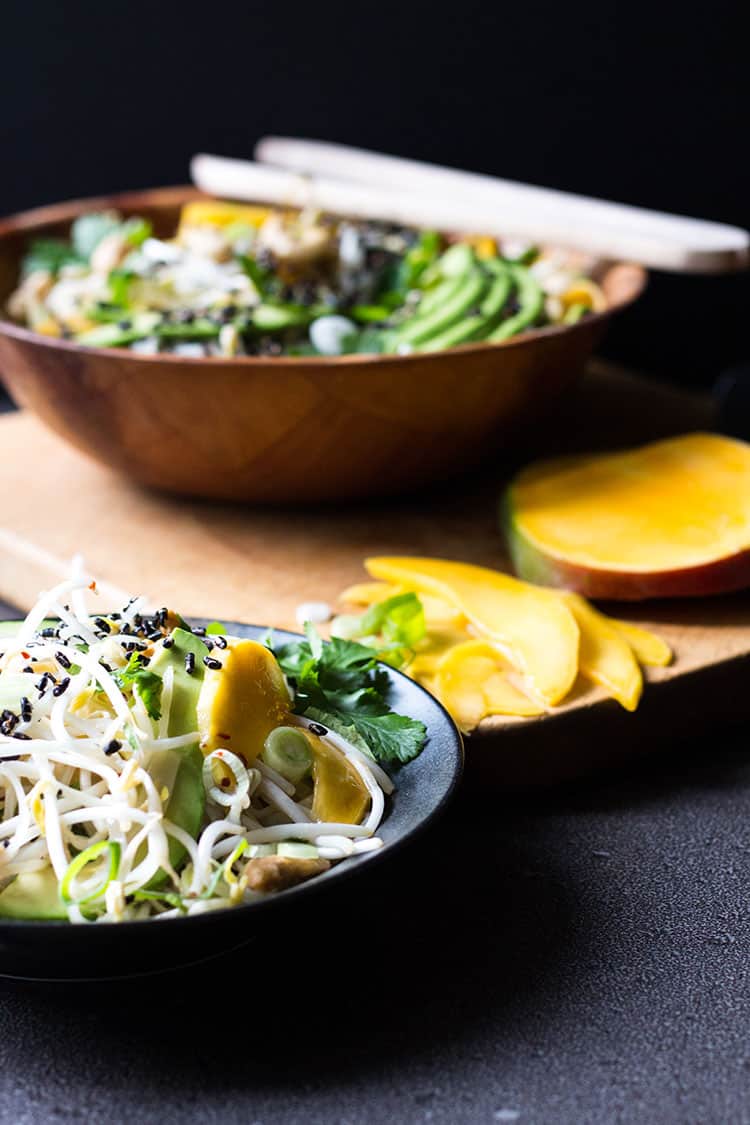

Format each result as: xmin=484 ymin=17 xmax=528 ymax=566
xmin=21 ymin=652 xmax=30 ymax=660
xmin=89 ymin=581 xmax=97 ymax=592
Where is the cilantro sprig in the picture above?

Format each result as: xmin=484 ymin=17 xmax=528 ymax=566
xmin=113 ymin=653 xmax=163 ymax=721
xmin=272 ymin=630 xmax=426 ymax=766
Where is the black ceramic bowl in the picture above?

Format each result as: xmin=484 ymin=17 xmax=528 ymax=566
xmin=0 ymin=621 xmax=463 ymax=981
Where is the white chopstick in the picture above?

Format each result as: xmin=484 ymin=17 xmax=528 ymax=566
xmin=191 ymin=154 xmax=604 ymax=252
xmin=253 ymin=137 xmax=749 ymax=275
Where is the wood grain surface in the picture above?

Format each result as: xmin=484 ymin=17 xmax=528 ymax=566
xmin=0 ymin=361 xmax=747 ymax=784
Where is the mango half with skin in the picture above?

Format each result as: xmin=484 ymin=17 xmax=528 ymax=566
xmin=502 ymin=433 xmax=750 ymax=600
xmin=197 ymin=639 xmax=291 ymax=763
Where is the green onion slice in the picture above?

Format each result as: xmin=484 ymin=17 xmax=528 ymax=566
xmin=60 ymin=840 xmax=121 ymax=906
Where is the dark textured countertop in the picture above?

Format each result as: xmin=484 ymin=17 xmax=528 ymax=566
xmin=2 ymin=600 xmax=749 ymax=1125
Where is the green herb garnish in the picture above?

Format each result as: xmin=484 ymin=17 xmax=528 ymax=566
xmin=273 ymin=630 xmax=426 ymax=765
xmin=113 ymin=653 xmax=163 ymax=721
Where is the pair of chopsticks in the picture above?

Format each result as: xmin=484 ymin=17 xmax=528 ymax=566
xmin=191 ymin=139 xmax=749 ymax=274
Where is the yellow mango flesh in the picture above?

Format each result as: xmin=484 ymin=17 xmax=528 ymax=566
xmin=196 ymin=639 xmax=291 ymax=763
xmin=306 ymin=733 xmax=370 ymax=825
xmin=610 ymin=620 xmax=672 ymax=667
xmin=179 ymin=199 xmax=272 ymax=232
xmin=436 ymin=640 xmax=544 ymax=732
xmin=560 ymin=594 xmax=642 ymax=711
xmin=366 ymin=557 xmax=579 ymax=706
xmin=341 ymin=581 xmax=466 ymax=629
xmin=510 ymin=433 xmax=750 ymax=573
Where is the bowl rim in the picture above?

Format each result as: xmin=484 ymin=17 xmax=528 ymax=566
xmin=0 ymin=185 xmax=648 ymax=368
xmin=0 ymin=618 xmax=464 ymax=938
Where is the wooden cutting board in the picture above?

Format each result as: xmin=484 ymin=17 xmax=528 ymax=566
xmin=1 ymin=361 xmax=748 ymax=783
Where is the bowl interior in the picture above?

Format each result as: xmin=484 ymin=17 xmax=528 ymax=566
xmin=0 ymin=185 xmax=647 ymax=333
xmin=0 ymin=620 xmax=464 ymax=981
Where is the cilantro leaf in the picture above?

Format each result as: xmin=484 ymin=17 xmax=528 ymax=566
xmin=206 ymin=621 xmax=229 ymax=635
xmin=331 ymin=593 xmax=426 ymax=669
xmin=273 ymin=630 xmax=426 ymax=765
xmin=114 ymin=653 xmax=162 ymax=721
xmin=21 ymin=239 xmax=85 ymax=277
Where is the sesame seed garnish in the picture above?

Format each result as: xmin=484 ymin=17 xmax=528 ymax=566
xmin=192 ymin=626 xmax=207 ymax=637
xmin=55 ymin=651 xmax=71 ymax=669
xmin=104 ymin=739 xmax=122 ymax=756
xmin=94 ymin=617 xmax=111 ymax=634
xmin=20 ymin=697 xmax=32 ymax=722
xmin=53 ymin=677 xmax=71 ymax=697
xmin=185 ymin=652 xmax=195 ymax=675
xmin=147 ymin=630 xmax=162 ymax=642
xmin=23 ymin=666 xmax=33 ymax=674
xmin=203 ymin=656 xmax=223 ymax=671
xmin=162 ymin=636 xmax=174 ymax=649
xmin=12 ymin=732 xmax=31 ymax=741
xmin=308 ymin=721 xmax=329 ymax=736
xmin=213 ymin=635 xmax=228 ymax=650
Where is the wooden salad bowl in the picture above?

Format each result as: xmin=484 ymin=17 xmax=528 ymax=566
xmin=0 ymin=186 xmax=646 ymax=503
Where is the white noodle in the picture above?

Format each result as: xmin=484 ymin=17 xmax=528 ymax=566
xmin=0 ymin=565 xmax=397 ymax=923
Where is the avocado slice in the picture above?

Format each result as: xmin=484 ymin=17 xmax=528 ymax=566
xmin=0 ymin=672 xmax=34 ymax=713
xmin=0 ymin=867 xmax=67 ymax=920
xmin=145 ymin=628 xmax=208 ymax=876
xmin=149 ymin=627 xmax=208 ymax=737
xmin=395 ymin=269 xmax=488 ymax=349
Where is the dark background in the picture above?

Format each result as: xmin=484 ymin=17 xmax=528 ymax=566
xmin=1 ymin=0 xmax=747 ymax=386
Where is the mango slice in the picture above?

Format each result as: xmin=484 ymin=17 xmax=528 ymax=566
xmin=504 ymin=433 xmax=750 ymax=600
xmin=196 ymin=639 xmax=291 ymax=763
xmin=610 ymin=620 xmax=672 ymax=667
xmin=436 ymin=640 xmax=544 ymax=732
xmin=560 ymin=594 xmax=642 ymax=711
xmin=179 ymin=199 xmax=272 ymax=233
xmin=306 ymin=733 xmax=370 ymax=824
xmin=341 ymin=580 xmax=466 ymax=629
xmin=365 ymin=557 xmax=579 ymax=706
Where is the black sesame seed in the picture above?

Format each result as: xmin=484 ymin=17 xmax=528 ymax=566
xmin=55 ymin=651 xmax=71 ymax=669
xmin=192 ymin=626 xmax=207 ymax=637
xmin=104 ymin=739 xmax=121 ymax=756
xmin=100 ymin=662 xmax=112 ymax=673
xmin=308 ymin=721 xmax=329 ymax=737
xmin=203 ymin=656 xmax=223 ymax=671
xmin=213 ymin=635 xmax=228 ymax=650
xmin=147 ymin=631 xmax=163 ymax=642
xmin=12 ymin=732 xmax=31 ymax=741
xmin=2 ymin=755 xmax=20 ymax=763
xmin=52 ymin=677 xmax=71 ymax=697
xmin=110 ymin=612 xmax=122 ymax=622
xmin=162 ymin=636 xmax=174 ymax=649
xmin=185 ymin=652 xmax=195 ymax=675
xmin=94 ymin=617 xmax=111 ymax=634
xmin=20 ymin=697 xmax=32 ymax=722
xmin=23 ymin=666 xmax=33 ymax=674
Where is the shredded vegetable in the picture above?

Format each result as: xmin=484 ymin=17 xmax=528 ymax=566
xmin=0 ymin=566 xmax=417 ymax=923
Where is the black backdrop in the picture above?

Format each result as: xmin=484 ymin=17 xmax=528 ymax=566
xmin=1 ymin=0 xmax=747 ymax=385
